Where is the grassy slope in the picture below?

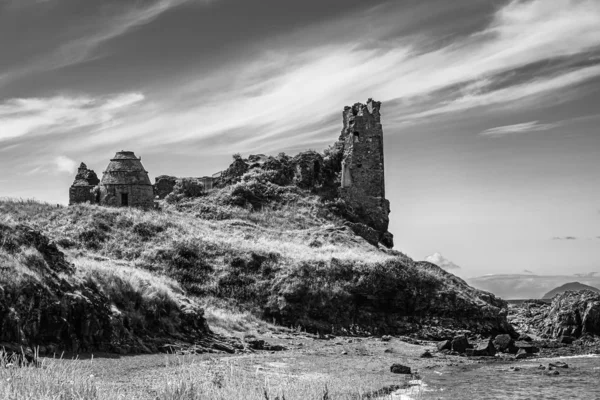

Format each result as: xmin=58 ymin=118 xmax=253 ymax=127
xmin=0 ymin=189 xmax=511 ymax=350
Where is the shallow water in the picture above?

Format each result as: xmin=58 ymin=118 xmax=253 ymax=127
xmin=418 ymin=355 xmax=600 ymax=400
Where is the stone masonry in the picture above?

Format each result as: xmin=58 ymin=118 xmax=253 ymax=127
xmin=69 ymin=151 xmax=154 ymax=208
xmin=338 ymin=99 xmax=393 ymax=247
xmin=69 ymin=163 xmax=100 ymax=205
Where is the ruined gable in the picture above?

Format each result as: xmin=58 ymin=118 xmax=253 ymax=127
xmin=69 ymin=163 xmax=99 ymax=205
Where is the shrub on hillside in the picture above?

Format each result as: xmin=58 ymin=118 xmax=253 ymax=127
xmin=78 ymin=229 xmax=108 ymax=250
xmin=156 ymin=241 xmax=214 ymax=295
xmin=228 ymin=170 xmax=300 ymax=209
xmin=165 ymin=178 xmax=205 ymax=203
xmin=132 ymin=221 xmax=165 ymax=241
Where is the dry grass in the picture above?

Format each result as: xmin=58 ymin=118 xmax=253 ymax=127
xmin=0 ymin=353 xmax=424 ymax=400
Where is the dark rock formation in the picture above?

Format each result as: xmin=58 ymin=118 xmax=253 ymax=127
xmin=543 ymin=282 xmax=600 ymax=299
xmin=451 ymin=335 xmax=469 ymax=353
xmin=390 ymin=364 xmax=411 ymax=374
xmin=537 ymin=290 xmax=600 ymax=338
xmin=559 ymin=335 xmax=575 ymax=344
xmin=466 ymin=338 xmax=496 ymax=356
xmin=494 ymin=334 xmax=516 ymax=353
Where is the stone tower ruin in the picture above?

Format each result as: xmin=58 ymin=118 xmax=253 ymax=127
xmin=338 ymin=99 xmax=392 ymax=247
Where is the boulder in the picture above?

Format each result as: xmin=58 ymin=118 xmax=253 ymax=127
xmin=437 ymin=340 xmax=451 ymax=351
xmin=470 ymin=339 xmax=496 ymax=356
xmin=518 ymin=333 xmax=533 ymax=342
xmin=549 ymin=361 xmax=568 ymax=369
xmin=559 ymin=335 xmax=575 ymax=344
xmin=494 ymin=334 xmax=515 ymax=353
xmin=390 ymin=364 xmax=411 ymax=374
xmin=547 ymin=370 xmax=560 ymax=376
xmin=420 ymin=350 xmax=433 ymax=358
xmin=515 ymin=349 xmax=534 ymax=359
xmin=451 ymin=335 xmax=470 ymax=354
xmin=514 ymin=341 xmax=539 ymax=354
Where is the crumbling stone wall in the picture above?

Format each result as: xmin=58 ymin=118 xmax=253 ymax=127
xmin=69 ymin=163 xmax=100 ymax=205
xmin=293 ymin=151 xmax=323 ymax=189
xmin=155 ymin=175 xmax=178 ymax=199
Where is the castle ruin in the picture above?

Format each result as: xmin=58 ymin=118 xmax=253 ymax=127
xmin=68 ymin=100 xmax=393 ymax=247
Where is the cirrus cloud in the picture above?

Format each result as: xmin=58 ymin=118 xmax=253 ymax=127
xmin=480 ymin=120 xmax=560 ymax=136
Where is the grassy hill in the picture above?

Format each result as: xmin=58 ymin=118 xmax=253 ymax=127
xmin=0 ymin=180 xmax=513 ymax=353
xmin=542 ymin=282 xmax=600 ymax=299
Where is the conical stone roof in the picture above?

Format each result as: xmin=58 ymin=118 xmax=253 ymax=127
xmin=101 ymin=151 xmax=152 ymax=186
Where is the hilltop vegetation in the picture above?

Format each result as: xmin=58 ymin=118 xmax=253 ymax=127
xmin=0 ymin=177 xmax=513 ymax=353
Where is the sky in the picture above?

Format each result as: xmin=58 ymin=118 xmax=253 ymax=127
xmin=1 ymin=0 xmax=599 ymax=281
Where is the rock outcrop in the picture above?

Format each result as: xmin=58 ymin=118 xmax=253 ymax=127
xmin=537 ymin=290 xmax=600 ymax=338
xmin=508 ymin=291 xmax=600 ymax=339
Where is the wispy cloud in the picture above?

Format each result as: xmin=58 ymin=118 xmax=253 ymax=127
xmin=425 ymin=252 xmax=461 ymax=270
xmin=0 ymin=0 xmax=212 ymax=84
xmin=574 ymin=272 xmax=599 ymax=277
xmin=3 ymin=0 xmax=600 ymax=156
xmin=64 ymin=0 xmax=600 ymax=154
xmin=0 ymin=93 xmax=145 ymax=142
xmin=480 ymin=120 xmax=559 ymax=137
xmin=53 ymin=155 xmax=77 ymax=174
